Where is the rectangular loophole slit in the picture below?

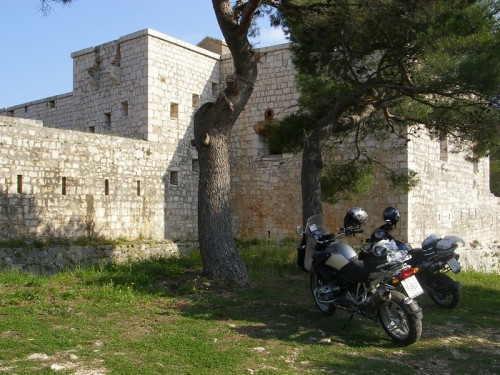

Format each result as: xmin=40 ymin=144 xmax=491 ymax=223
xmin=212 ymin=82 xmax=218 ymax=96
xmin=17 ymin=175 xmax=22 ymax=194
xmin=137 ymin=180 xmax=141 ymax=196
xmin=62 ymin=177 xmax=67 ymax=195
xmin=104 ymin=179 xmax=109 ymax=195
xmin=169 ymin=171 xmax=179 ymax=185
xmin=104 ymin=112 xmax=111 ymax=127
xmin=192 ymin=159 xmax=199 ymax=173
xmin=192 ymin=94 xmax=200 ymax=108
xmin=170 ymin=103 xmax=179 ymax=119
xmin=439 ymin=132 xmax=448 ymax=162
xmin=121 ymin=101 xmax=129 ymax=117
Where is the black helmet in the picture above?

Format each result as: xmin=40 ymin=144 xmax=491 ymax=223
xmin=344 ymin=207 xmax=368 ymax=229
xmin=383 ymin=206 xmax=400 ymax=225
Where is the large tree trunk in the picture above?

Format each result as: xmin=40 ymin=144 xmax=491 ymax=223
xmin=190 ymin=0 xmax=259 ymax=286
xmin=301 ymin=128 xmax=324 ymax=226
xmin=300 ymin=102 xmax=376 ymax=226
xmin=194 ymin=101 xmax=248 ymax=284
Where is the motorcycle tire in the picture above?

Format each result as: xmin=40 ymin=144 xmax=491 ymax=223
xmin=377 ymin=291 xmax=422 ymax=346
xmin=426 ymin=273 xmax=461 ymax=309
xmin=310 ymin=271 xmax=336 ymax=316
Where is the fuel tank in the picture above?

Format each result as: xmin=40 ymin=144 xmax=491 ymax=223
xmin=324 ymin=242 xmax=358 ymax=271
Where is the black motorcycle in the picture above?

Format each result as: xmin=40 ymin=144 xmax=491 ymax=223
xmin=296 ymin=208 xmax=423 ymax=346
xmin=365 ymin=207 xmax=463 ymax=309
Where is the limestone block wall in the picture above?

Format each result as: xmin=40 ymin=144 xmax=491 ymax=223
xmin=407 ymin=130 xmax=500 ymax=246
xmin=0 ymin=241 xmax=195 ymax=275
xmin=312 ymin=132 xmax=410 ymax=244
xmin=1 ymin=30 xmax=222 ymax=147
xmin=1 ymin=28 xmax=498 ymax=247
xmin=0 ymin=93 xmax=73 ymax=129
xmin=70 ymin=31 xmax=149 ymax=139
xmin=0 ymin=116 xmax=198 ymax=242
xmin=146 ymin=29 xmax=221 ymax=146
xmin=224 ymin=44 xmax=304 ymax=239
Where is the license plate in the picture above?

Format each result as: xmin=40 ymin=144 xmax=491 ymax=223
xmin=447 ymin=257 xmax=461 ymax=273
xmin=401 ymin=275 xmax=424 ymax=299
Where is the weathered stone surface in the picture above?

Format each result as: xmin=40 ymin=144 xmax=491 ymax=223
xmin=0 ymin=241 xmax=196 ymax=274
xmin=456 ymin=243 xmax=500 ymax=274
xmin=0 ymin=28 xmax=498 ymax=251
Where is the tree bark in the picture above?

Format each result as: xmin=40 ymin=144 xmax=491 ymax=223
xmin=191 ymin=0 xmax=259 ymax=286
xmin=300 ymin=102 xmax=376 ymax=226
xmin=194 ymin=101 xmax=248 ymax=284
xmin=301 ymin=128 xmax=324 ymax=226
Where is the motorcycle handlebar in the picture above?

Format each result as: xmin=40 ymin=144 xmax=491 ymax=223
xmin=314 ymin=228 xmax=364 ymax=244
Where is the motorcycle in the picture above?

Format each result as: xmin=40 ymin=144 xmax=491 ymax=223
xmin=296 ymin=208 xmax=423 ymax=346
xmin=365 ymin=207 xmax=464 ymax=309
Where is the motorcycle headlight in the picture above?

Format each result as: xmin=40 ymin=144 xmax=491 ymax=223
xmin=387 ymin=248 xmax=407 ymax=262
xmin=372 ymin=239 xmax=398 ymax=258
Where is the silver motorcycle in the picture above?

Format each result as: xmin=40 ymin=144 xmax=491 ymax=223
xmin=365 ymin=206 xmax=464 ymax=308
xmin=296 ymin=208 xmax=424 ymax=346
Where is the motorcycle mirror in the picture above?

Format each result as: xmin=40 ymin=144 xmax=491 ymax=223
xmin=296 ymin=225 xmax=304 ymax=236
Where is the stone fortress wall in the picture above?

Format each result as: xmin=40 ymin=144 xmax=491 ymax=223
xmin=1 ymin=29 xmax=499 ymax=254
xmin=0 ymin=29 xmax=223 ymax=242
xmin=407 ymin=130 xmax=500 ymax=245
xmin=0 ymin=115 xmax=197 ymax=241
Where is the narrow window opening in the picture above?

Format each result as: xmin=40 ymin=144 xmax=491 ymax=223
xmin=24 ymin=106 xmax=28 ymax=113
xmin=439 ymin=132 xmax=448 ymax=162
xmin=268 ymin=142 xmax=283 ymax=156
xmin=17 ymin=175 xmax=22 ymax=194
xmin=89 ymin=126 xmax=95 ymax=133
xmin=137 ymin=180 xmax=141 ymax=196
xmin=169 ymin=171 xmax=179 ymax=185
xmin=121 ymin=101 xmax=129 ymax=117
xmin=62 ymin=177 xmax=67 ymax=195
xmin=104 ymin=112 xmax=111 ymax=127
xmin=472 ymin=150 xmax=479 ymax=173
xmin=170 ymin=103 xmax=179 ymax=119
xmin=211 ymin=82 xmax=218 ymax=96
xmin=192 ymin=159 xmax=199 ymax=173
xmin=48 ymin=100 xmax=55 ymax=109
xmin=192 ymin=94 xmax=200 ymax=108
xmin=104 ymin=179 xmax=109 ymax=195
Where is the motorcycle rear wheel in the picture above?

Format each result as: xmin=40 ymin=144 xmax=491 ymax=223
xmin=426 ymin=273 xmax=461 ymax=309
xmin=310 ymin=272 xmax=336 ymax=316
xmin=377 ymin=291 xmax=422 ymax=346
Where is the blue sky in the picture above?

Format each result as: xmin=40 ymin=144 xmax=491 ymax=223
xmin=0 ymin=0 xmax=287 ymax=108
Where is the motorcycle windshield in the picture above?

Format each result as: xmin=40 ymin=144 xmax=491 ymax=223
xmin=303 ymin=214 xmax=328 ymax=272
xmin=305 ymin=214 xmax=329 ymax=235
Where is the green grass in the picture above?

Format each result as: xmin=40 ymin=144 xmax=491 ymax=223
xmin=0 ymin=241 xmax=498 ymax=374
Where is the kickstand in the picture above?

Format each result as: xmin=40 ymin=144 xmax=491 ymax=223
xmin=342 ymin=313 xmax=355 ymax=330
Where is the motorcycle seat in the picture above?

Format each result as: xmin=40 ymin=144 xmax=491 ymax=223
xmin=340 ymin=258 xmax=368 ymax=283
xmin=408 ymin=248 xmax=435 ymax=265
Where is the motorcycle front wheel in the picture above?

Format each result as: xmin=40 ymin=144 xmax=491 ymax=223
xmin=310 ymin=271 xmax=336 ymax=316
xmin=426 ymin=273 xmax=461 ymax=309
xmin=377 ymin=291 xmax=422 ymax=346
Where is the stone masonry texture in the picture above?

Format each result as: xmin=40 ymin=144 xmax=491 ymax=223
xmin=0 ymin=29 xmax=498 ymax=272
